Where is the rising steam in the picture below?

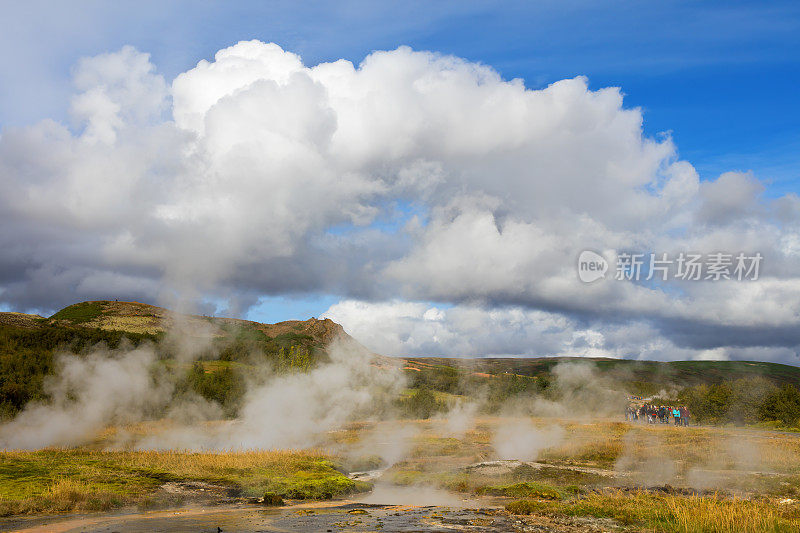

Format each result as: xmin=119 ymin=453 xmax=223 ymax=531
xmin=0 ymin=334 xmax=406 ymax=451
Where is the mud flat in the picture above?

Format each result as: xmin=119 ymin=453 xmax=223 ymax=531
xmin=0 ymin=499 xmax=621 ymax=533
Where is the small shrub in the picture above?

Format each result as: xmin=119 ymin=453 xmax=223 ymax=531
xmin=262 ymin=492 xmax=284 ymax=506
xmin=400 ymin=388 xmax=445 ymax=419
xmin=481 ymin=482 xmax=562 ymax=500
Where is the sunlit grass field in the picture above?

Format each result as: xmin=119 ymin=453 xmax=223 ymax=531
xmin=3 ymin=417 xmax=800 ymax=532
xmin=368 ymin=417 xmax=800 ymax=532
xmin=507 ymin=491 xmax=800 ymax=533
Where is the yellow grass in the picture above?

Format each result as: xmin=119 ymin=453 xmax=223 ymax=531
xmin=660 ymin=494 xmax=800 ymax=532
xmin=508 ymin=490 xmax=800 ymax=532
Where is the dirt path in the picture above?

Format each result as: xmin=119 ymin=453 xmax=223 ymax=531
xmin=2 ymin=505 xmax=272 ymax=533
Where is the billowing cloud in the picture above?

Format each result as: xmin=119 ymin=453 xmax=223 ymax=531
xmin=1 ymin=40 xmax=799 ymax=362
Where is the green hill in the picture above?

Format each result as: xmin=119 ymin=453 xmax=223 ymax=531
xmin=403 ymin=356 xmax=800 ymax=391
xmin=400 ymin=356 xmax=800 ymax=427
xmin=0 ymin=300 xmax=353 ymax=418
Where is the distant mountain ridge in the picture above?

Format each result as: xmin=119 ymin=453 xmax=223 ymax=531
xmin=403 ymin=356 xmax=800 ymax=390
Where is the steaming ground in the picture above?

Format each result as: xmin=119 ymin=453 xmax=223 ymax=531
xmin=4 ymin=413 xmax=800 ymax=531
xmin=0 ymin=335 xmax=624 ymax=454
xmin=3 ymin=334 xmax=800 ymax=531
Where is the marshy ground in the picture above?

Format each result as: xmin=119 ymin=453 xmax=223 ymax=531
xmin=3 ymin=416 xmax=800 ymax=532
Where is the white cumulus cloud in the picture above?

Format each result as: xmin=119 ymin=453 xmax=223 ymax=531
xmin=1 ymin=40 xmax=799 ymax=362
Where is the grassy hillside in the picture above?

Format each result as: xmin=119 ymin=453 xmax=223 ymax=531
xmin=0 ymin=301 xmax=351 ymax=419
xmin=4 ymin=300 xmax=800 ymax=426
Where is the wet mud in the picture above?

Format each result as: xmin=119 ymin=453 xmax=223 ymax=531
xmin=0 ymin=499 xmax=622 ymax=533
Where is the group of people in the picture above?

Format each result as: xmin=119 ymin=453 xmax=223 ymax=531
xmin=625 ymin=403 xmax=690 ymax=426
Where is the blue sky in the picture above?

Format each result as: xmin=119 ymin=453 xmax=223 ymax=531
xmin=2 ymin=1 xmax=799 ymax=327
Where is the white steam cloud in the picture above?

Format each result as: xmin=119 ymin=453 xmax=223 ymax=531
xmin=0 ymin=344 xmax=169 ymax=449
xmin=492 ymin=420 xmax=565 ymax=462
